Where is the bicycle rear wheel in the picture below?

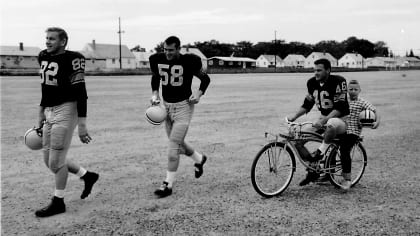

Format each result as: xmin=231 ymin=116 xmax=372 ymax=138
xmin=251 ymin=141 xmax=295 ymax=197
xmin=326 ymin=143 xmax=367 ymax=188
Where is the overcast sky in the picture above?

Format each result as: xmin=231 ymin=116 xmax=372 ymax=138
xmin=1 ymin=0 xmax=419 ymax=56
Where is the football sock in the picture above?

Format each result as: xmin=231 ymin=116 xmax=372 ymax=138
xmin=76 ymin=167 xmax=87 ymax=178
xmin=318 ymin=142 xmax=328 ymax=154
xmin=165 ymin=171 xmax=176 ymax=188
xmin=54 ymin=189 xmax=65 ymax=198
xmin=189 ymin=151 xmax=203 ymax=163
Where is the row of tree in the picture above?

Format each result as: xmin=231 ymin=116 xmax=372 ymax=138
xmin=151 ymin=36 xmax=416 ymax=59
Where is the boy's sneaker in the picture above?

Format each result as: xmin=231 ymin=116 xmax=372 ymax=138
xmin=341 ymin=180 xmax=352 ymax=191
xmin=81 ymin=171 xmax=99 ymax=199
xmin=194 ymin=155 xmax=207 ymax=178
xmin=154 ymin=181 xmax=172 ymax=198
xmin=312 ymin=149 xmax=324 ymax=161
xmin=35 ymin=196 xmax=66 ymax=217
xmin=299 ymin=171 xmax=320 ymax=186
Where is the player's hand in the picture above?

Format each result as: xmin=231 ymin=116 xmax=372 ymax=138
xmin=286 ymin=115 xmax=296 ymax=122
xmin=313 ymin=120 xmax=324 ymax=129
xmin=372 ymin=121 xmax=379 ymax=129
xmin=38 ymin=111 xmax=46 ymax=128
xmin=78 ymin=118 xmax=92 ymax=144
xmin=150 ymin=95 xmax=161 ymax=105
xmin=189 ymin=91 xmax=202 ymax=104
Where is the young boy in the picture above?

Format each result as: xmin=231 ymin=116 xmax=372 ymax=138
xmin=339 ymin=80 xmax=380 ymax=190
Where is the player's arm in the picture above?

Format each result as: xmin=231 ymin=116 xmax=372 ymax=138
xmin=190 ymin=57 xmax=210 ymax=104
xmin=71 ymin=72 xmax=91 ymax=144
xmin=150 ymin=56 xmax=161 ymax=104
xmin=38 ymin=106 xmax=46 ymax=128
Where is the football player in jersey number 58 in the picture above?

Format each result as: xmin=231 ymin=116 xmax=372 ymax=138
xmin=149 ymin=36 xmax=211 ymax=198
xmin=35 ymin=27 xmax=99 ymax=217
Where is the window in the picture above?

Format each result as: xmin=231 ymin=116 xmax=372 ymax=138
xmin=219 ymin=60 xmax=224 ymax=66
xmin=208 ymin=60 xmax=213 ymax=66
xmin=128 ymin=59 xmax=131 ymax=64
xmin=112 ymin=58 xmax=116 ymax=64
xmin=228 ymin=61 xmax=233 ymax=65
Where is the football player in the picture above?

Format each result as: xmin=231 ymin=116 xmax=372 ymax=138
xmin=149 ymin=36 xmax=211 ymax=198
xmin=287 ymin=58 xmax=349 ymax=186
xmin=35 ymin=27 xmax=99 ymax=217
xmin=338 ymin=79 xmax=380 ymax=190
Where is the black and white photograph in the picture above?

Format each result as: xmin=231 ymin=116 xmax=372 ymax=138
xmin=1 ymin=0 xmax=419 ymax=235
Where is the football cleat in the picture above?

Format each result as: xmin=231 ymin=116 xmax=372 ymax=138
xmin=24 ymin=126 xmax=43 ymax=150
xmin=80 ymin=171 xmax=99 ymax=199
xmin=194 ymin=155 xmax=207 ymax=178
xmin=154 ymin=181 xmax=172 ymax=198
xmin=35 ymin=196 xmax=66 ymax=217
xmin=299 ymin=171 xmax=320 ymax=186
xmin=145 ymin=104 xmax=167 ymax=125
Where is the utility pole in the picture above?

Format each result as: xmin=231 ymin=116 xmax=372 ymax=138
xmin=274 ymin=30 xmax=277 ymax=72
xmin=117 ymin=17 xmax=125 ymax=69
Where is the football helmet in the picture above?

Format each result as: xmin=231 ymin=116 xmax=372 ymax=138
xmin=359 ymin=109 xmax=376 ymax=127
xmin=145 ymin=104 xmax=167 ymax=125
xmin=24 ymin=127 xmax=43 ymax=150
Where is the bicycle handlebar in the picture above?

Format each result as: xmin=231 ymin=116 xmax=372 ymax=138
xmin=284 ymin=117 xmax=313 ymax=127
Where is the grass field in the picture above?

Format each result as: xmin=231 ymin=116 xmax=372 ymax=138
xmin=1 ymin=71 xmax=420 ymax=235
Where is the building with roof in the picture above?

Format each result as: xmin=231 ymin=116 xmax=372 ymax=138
xmin=181 ymin=47 xmax=208 ymax=71
xmin=338 ymin=53 xmax=366 ymax=68
xmin=80 ymin=40 xmax=136 ymax=70
xmin=282 ymin=54 xmax=305 ymax=68
xmin=256 ymin=54 xmax=284 ymax=68
xmin=396 ymin=56 xmax=420 ymax=67
xmin=132 ymin=51 xmax=154 ymax=69
xmin=305 ymin=52 xmax=338 ymax=68
xmin=0 ymin=43 xmax=42 ymax=69
xmin=207 ymin=56 xmax=256 ymax=69
xmin=365 ymin=57 xmax=397 ymax=69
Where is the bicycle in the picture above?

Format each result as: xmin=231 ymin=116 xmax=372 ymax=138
xmin=250 ymin=119 xmax=367 ymax=197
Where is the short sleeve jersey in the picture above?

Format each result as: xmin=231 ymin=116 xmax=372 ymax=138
xmin=347 ymin=97 xmax=376 ymax=136
xmin=150 ymin=53 xmax=202 ymax=103
xmin=38 ymin=50 xmax=86 ymax=107
xmin=302 ymin=75 xmax=350 ymax=117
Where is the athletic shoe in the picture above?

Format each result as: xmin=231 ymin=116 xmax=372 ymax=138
xmin=81 ymin=171 xmax=99 ymax=199
xmin=341 ymin=180 xmax=352 ymax=191
xmin=35 ymin=196 xmax=66 ymax=217
xmin=194 ymin=155 xmax=207 ymax=178
xmin=312 ymin=149 xmax=324 ymax=161
xmin=154 ymin=181 xmax=172 ymax=198
xmin=299 ymin=171 xmax=320 ymax=186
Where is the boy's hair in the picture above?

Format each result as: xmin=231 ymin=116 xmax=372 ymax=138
xmin=314 ymin=58 xmax=331 ymax=71
xmin=46 ymin=27 xmax=68 ymax=47
xmin=349 ymin=80 xmax=360 ymax=86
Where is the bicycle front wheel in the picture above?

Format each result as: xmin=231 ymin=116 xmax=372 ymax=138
xmin=251 ymin=141 xmax=295 ymax=197
xmin=326 ymin=142 xmax=367 ymax=188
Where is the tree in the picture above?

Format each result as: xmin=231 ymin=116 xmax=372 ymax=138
xmin=342 ymin=36 xmax=375 ymax=58
xmin=154 ymin=42 xmax=164 ymax=53
xmin=131 ymin=45 xmax=146 ymax=52
xmin=409 ymin=49 xmax=415 ymax=57
xmin=373 ymin=41 xmax=389 ymax=57
xmin=313 ymin=40 xmax=345 ymax=59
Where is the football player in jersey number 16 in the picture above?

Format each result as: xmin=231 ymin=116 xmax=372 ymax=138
xmin=34 ymin=27 xmax=99 ymax=217
xmin=149 ymin=36 xmax=211 ymax=198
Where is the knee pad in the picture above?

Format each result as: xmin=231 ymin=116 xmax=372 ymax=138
xmin=327 ymin=118 xmax=346 ymax=134
xmin=169 ymin=123 xmax=189 ymax=144
xmin=51 ymin=126 xmax=68 ymax=150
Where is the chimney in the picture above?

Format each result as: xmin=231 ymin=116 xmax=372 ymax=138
xmin=19 ymin=42 xmax=24 ymax=51
xmin=92 ymin=40 xmax=96 ymax=50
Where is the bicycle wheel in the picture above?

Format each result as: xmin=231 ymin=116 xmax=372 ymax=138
xmin=326 ymin=142 xmax=367 ymax=188
xmin=251 ymin=141 xmax=295 ymax=197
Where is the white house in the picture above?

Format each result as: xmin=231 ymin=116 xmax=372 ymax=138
xmin=395 ymin=56 xmax=420 ymax=67
xmin=256 ymin=54 xmax=283 ymax=68
xmin=132 ymin=51 xmax=154 ymax=69
xmin=365 ymin=57 xmax=397 ymax=69
xmin=283 ymin=54 xmax=305 ymax=68
xmin=0 ymin=43 xmax=41 ymax=69
xmin=208 ymin=56 xmax=256 ymax=69
xmin=304 ymin=52 xmax=338 ymax=68
xmin=80 ymin=40 xmax=136 ymax=70
xmin=338 ymin=53 xmax=366 ymax=68
xmin=180 ymin=47 xmax=208 ymax=71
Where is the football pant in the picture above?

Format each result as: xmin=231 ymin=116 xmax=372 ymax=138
xmin=42 ymin=102 xmax=78 ymax=173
